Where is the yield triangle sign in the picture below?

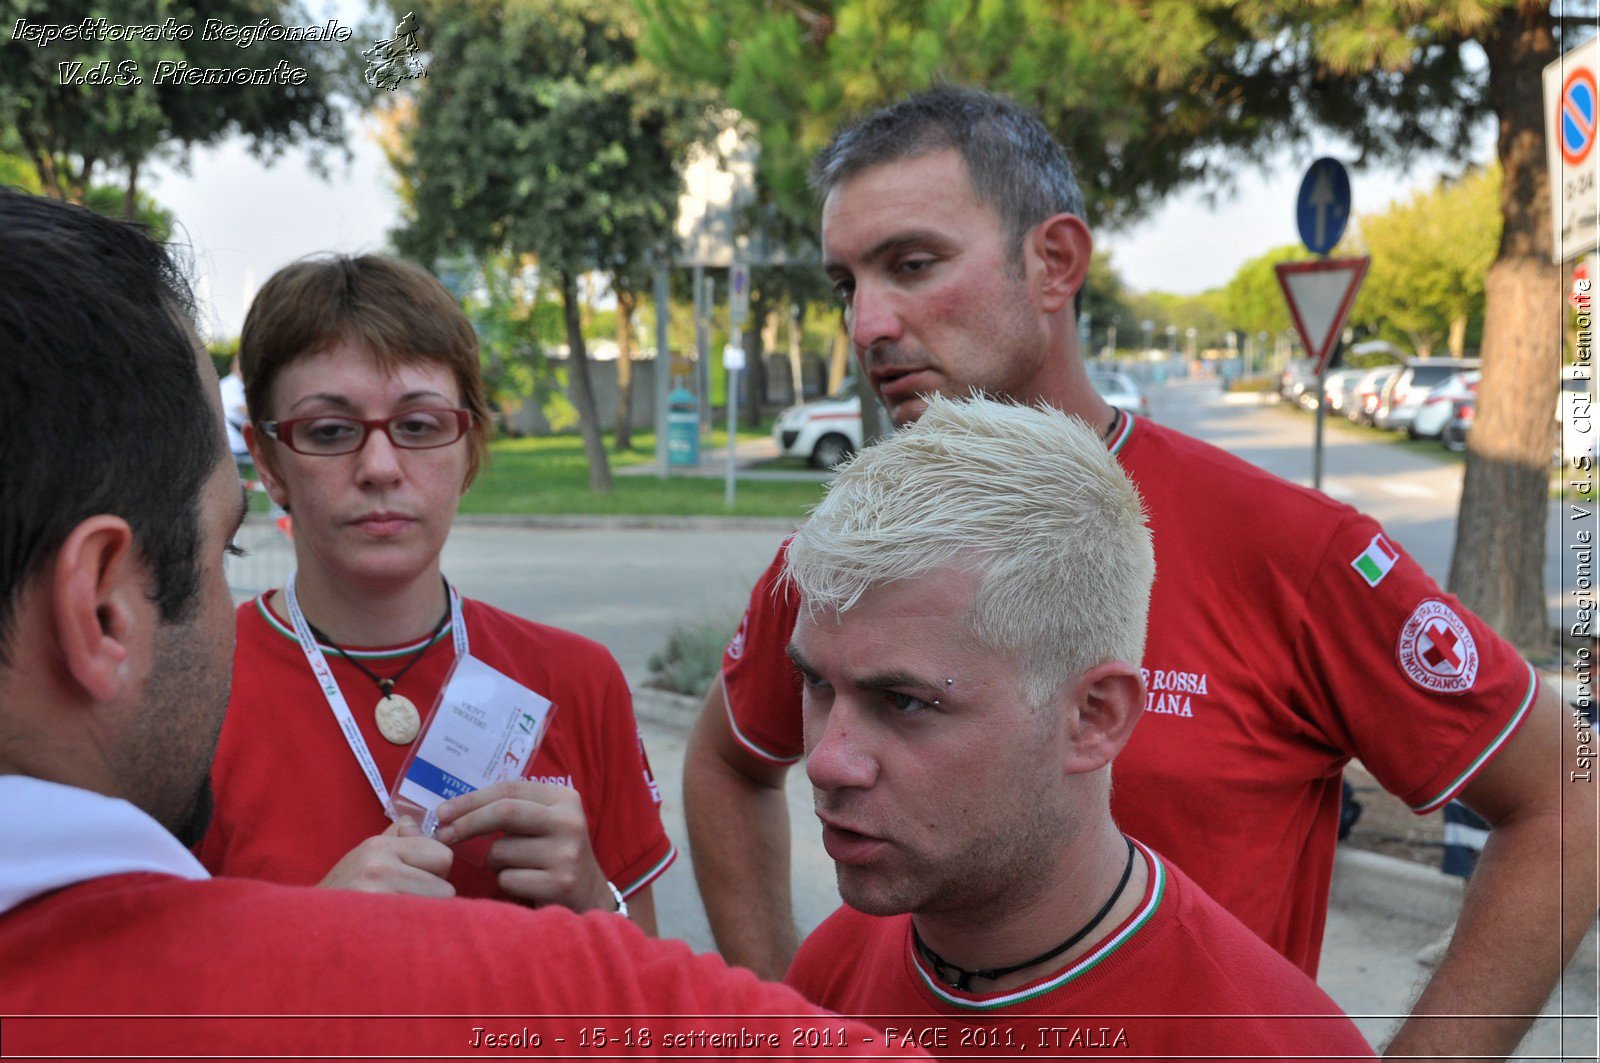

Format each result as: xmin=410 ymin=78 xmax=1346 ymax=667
xmin=1274 ymin=257 xmax=1370 ymax=372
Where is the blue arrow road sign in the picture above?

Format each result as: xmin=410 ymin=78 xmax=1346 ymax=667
xmin=1296 ymin=158 xmax=1351 ymax=256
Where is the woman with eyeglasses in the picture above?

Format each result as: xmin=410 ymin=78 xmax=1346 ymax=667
xmin=197 ymin=255 xmax=673 ymax=931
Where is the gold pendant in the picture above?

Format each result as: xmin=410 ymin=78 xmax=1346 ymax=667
xmin=375 ymin=692 xmax=421 ymax=745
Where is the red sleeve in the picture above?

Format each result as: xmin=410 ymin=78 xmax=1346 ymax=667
xmin=1292 ymin=512 xmax=1539 ymax=813
xmin=720 ymin=540 xmax=806 ymax=763
xmin=587 ymin=661 xmax=676 ymax=896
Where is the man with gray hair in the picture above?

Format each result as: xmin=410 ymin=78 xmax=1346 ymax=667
xmin=684 ymin=85 xmax=1587 ymax=1059
xmin=782 ymin=395 xmax=1373 ymax=1056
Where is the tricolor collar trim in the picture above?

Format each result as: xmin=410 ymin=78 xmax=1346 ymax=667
xmin=909 ymin=840 xmax=1166 ymax=1010
xmin=1107 ymin=411 xmax=1136 ymax=456
xmin=255 ymin=593 xmax=456 ymax=660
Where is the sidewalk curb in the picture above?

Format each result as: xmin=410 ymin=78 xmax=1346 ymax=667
xmin=631 ymin=687 xmax=704 ymax=731
xmin=1330 ymin=846 xmax=1464 ymax=928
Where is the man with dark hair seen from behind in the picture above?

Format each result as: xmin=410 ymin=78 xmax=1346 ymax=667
xmin=683 ymin=86 xmax=1594 ymax=1060
xmin=0 ymin=187 xmax=926 ymax=1060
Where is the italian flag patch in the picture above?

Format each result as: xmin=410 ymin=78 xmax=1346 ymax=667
xmin=1351 ymin=533 xmax=1399 ymax=587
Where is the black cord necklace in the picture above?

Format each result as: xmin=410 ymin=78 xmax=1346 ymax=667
xmin=1101 ymin=407 xmax=1124 ymax=444
xmin=913 ymin=836 xmax=1138 ymax=992
xmin=305 ymin=585 xmax=451 ymax=745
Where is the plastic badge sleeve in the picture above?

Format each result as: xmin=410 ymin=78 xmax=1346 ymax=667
xmin=389 ymin=653 xmax=557 ymax=857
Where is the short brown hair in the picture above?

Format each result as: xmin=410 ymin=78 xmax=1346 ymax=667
xmin=240 ymin=254 xmax=491 ymax=484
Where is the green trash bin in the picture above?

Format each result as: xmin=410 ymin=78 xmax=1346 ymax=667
xmin=667 ymin=388 xmax=700 ymax=466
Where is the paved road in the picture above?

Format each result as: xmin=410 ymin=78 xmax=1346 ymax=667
xmin=226 ymin=380 xmax=1596 ymax=1057
xmin=1150 ymin=379 xmax=1582 ymax=629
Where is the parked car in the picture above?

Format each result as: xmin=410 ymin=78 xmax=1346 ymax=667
xmin=1374 ymin=358 xmax=1480 ymax=433
xmin=1088 ymin=368 xmax=1151 ymax=419
xmin=1441 ymin=396 xmax=1474 ymax=453
xmin=775 ymin=366 xmax=1154 ymax=469
xmin=1321 ymin=368 xmax=1369 ymax=415
xmin=1278 ymin=358 xmax=1319 ymax=406
xmin=1410 ymin=370 xmax=1480 ymax=440
xmin=1348 ymin=366 xmax=1400 ymax=425
xmin=773 ymin=381 xmax=862 ymax=469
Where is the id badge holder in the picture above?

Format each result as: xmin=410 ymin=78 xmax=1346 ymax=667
xmin=390 ymin=653 xmax=557 ymax=866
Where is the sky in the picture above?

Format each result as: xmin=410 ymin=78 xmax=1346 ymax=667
xmin=140 ymin=1 xmax=1480 ymax=341
xmin=151 ymin=124 xmax=1471 ymax=342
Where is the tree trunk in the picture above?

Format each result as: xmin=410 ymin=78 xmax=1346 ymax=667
xmin=846 ymin=316 xmax=889 ymax=447
xmin=123 ymin=159 xmax=140 ymax=221
xmin=1447 ymin=3 xmax=1562 ymax=651
xmin=559 ymin=270 xmax=614 ymax=493
xmin=1448 ymin=315 xmax=1468 ymax=359
xmin=787 ymin=298 xmax=806 ymax=404
xmin=743 ymin=290 xmax=769 ymax=429
xmin=828 ymin=324 xmax=851 ymax=393
xmin=613 ymin=279 xmax=637 ymax=452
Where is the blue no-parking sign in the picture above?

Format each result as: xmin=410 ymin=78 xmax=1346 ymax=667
xmin=1559 ymin=68 xmax=1597 ymax=167
xmin=1545 ymin=37 xmax=1600 ymax=263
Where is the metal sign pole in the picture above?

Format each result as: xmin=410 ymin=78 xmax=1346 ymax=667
xmin=653 ymin=265 xmax=671 ymax=478
xmin=725 ymin=263 xmax=750 ymax=510
xmin=1313 ymin=348 xmax=1332 ymax=492
xmin=726 ymin=329 xmax=741 ymax=509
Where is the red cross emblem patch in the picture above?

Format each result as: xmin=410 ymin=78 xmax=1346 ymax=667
xmin=1397 ymin=599 xmax=1479 ymax=694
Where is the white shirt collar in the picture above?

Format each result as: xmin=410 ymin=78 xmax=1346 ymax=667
xmin=0 ymin=775 xmax=209 ymax=916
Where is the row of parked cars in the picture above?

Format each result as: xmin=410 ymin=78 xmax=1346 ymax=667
xmin=775 ymin=367 xmax=1151 ymax=468
xmin=1280 ymin=356 xmax=1595 ymax=460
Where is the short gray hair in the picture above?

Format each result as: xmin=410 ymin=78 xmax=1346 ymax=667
xmin=809 ymin=85 xmax=1085 ymax=260
xmin=785 ymin=395 xmax=1153 ymax=707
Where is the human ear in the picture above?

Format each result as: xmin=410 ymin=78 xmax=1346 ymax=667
xmin=50 ymin=517 xmax=141 ymax=703
xmin=243 ymin=422 xmax=290 ymax=509
xmin=1060 ymin=660 xmax=1144 ymax=774
xmin=1029 ymin=213 xmax=1093 ymax=315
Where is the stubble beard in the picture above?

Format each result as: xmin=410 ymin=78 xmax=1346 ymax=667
xmin=135 ymin=613 xmax=231 ymax=849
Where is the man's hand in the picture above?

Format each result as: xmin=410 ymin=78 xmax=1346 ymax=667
xmin=433 ymin=779 xmax=612 ymax=913
xmin=318 ymin=816 xmax=455 ymax=897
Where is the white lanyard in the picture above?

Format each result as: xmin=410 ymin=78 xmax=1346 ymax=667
xmin=283 ymin=572 xmax=469 ymax=815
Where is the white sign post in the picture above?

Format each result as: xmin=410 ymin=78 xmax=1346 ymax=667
xmin=1544 ymin=35 xmax=1600 ymax=264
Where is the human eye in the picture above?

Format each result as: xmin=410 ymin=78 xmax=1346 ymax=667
xmin=391 ymin=410 xmax=448 ymax=444
xmin=299 ymin=418 xmax=361 ymax=448
xmin=829 ymin=275 xmax=855 ymax=305
xmin=225 ymin=542 xmax=248 ymax=559
xmin=894 ymin=255 xmax=935 ymax=278
xmin=883 ymin=690 xmax=934 ymax=716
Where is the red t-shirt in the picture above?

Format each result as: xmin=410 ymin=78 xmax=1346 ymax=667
xmin=786 ymin=841 xmax=1376 ymax=1060
xmin=726 ymin=414 xmax=1538 ymax=973
xmin=201 ymin=596 xmax=674 ymax=900
xmin=0 ymin=872 xmax=925 ymax=1060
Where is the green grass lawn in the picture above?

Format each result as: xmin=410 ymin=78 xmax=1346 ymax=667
xmin=460 ymin=425 xmax=827 ymax=518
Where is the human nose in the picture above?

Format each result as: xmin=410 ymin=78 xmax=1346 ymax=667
xmin=804 ymin=696 xmax=878 ymax=793
xmin=847 ymin=279 xmax=902 ymax=354
xmin=353 ymin=421 xmax=404 ymax=486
